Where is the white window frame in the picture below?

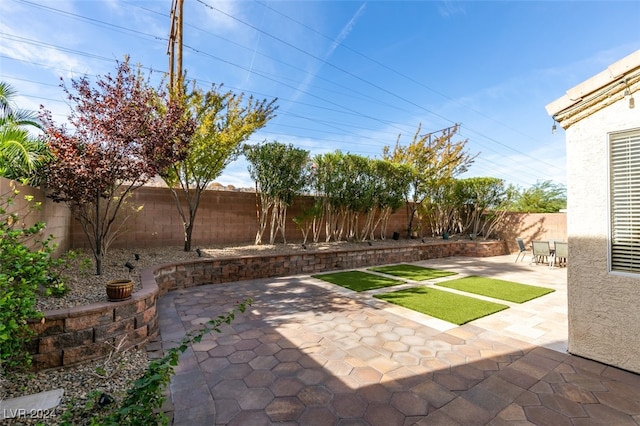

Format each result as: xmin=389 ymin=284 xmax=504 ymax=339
xmin=609 ymin=128 xmax=640 ymax=275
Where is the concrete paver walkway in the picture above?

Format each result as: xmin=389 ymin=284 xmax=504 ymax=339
xmin=153 ymin=255 xmax=640 ymax=425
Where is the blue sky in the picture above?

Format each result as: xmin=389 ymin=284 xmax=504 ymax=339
xmin=1 ymin=0 xmax=639 ymax=189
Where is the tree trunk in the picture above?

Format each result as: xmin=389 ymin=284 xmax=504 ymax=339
xmin=279 ymin=202 xmax=287 ymax=244
xmin=405 ymin=202 xmax=418 ymax=238
xmin=95 ymin=252 xmax=103 ymax=276
xmin=94 ymin=193 xmax=103 ymax=275
xmin=184 ymin=221 xmax=194 ymax=252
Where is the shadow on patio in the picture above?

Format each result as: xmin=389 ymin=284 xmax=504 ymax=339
xmin=154 ymin=262 xmax=639 ymax=425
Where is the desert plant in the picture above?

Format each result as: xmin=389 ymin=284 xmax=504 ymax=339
xmin=456 ymin=177 xmax=514 ymax=239
xmin=245 ymin=141 xmax=309 ymax=245
xmin=0 ymin=180 xmax=62 ymax=369
xmin=162 ymin=84 xmax=277 ymax=251
xmin=0 ymin=81 xmax=50 ymax=185
xmin=382 ymin=124 xmax=476 ymax=237
xmin=510 ymin=180 xmax=567 ymax=213
xmin=39 ymin=58 xmax=195 ymax=275
xmin=293 ymin=201 xmax=323 ymax=244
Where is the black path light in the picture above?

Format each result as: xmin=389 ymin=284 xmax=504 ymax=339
xmin=195 ymin=248 xmax=203 ymax=257
xmin=98 ymin=393 xmax=114 ymax=407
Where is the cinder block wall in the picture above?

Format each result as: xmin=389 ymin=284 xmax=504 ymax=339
xmin=1 ymin=178 xmax=566 ymax=253
xmin=69 ymin=187 xmax=413 ymax=249
xmin=497 ymin=212 xmax=567 ymax=253
xmin=0 ymin=177 xmax=73 ymax=255
xmin=68 ymin=187 xmax=566 ymax=250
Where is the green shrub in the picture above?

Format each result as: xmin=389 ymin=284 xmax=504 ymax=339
xmin=0 ymin=182 xmax=64 ymax=369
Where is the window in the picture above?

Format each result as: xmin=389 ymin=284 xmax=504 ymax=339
xmin=610 ymin=129 xmax=640 ymax=273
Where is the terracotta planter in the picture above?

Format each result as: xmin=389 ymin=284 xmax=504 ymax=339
xmin=106 ymin=279 xmax=134 ymax=301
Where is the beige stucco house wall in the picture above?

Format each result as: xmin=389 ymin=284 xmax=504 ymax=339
xmin=546 ymin=50 xmax=640 ymax=373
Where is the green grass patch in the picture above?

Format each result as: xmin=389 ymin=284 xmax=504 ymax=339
xmin=436 ymin=276 xmax=555 ymax=303
xmin=312 ymin=270 xmax=405 ymax=292
xmin=368 ymin=264 xmax=457 ymax=281
xmin=375 ymin=287 xmax=508 ymax=325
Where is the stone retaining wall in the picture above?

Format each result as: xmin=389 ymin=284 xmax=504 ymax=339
xmin=153 ymin=240 xmax=505 ymax=294
xmin=28 ymin=288 xmax=158 ymax=371
xmin=29 ymin=240 xmax=506 ymax=370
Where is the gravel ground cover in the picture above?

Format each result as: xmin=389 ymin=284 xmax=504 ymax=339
xmin=37 ymin=239 xmax=418 ymax=312
xmin=2 ymin=238 xmax=424 ymax=424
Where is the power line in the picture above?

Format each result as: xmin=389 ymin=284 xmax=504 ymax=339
xmin=5 ymin=1 xmax=417 ymax=135
xmin=3 ymin=1 xmax=562 ymax=186
xmin=12 ymin=0 xmax=539 ymax=153
xmin=16 ymin=0 xmax=165 ymax=43
xmin=0 ymin=33 xmax=115 ymax=63
xmin=256 ymin=0 xmax=548 ymax=145
xmin=194 ymin=0 xmax=560 ymax=169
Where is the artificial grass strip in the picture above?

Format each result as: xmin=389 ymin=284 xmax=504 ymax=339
xmin=436 ymin=276 xmax=555 ymax=303
xmin=375 ymin=287 xmax=508 ymax=325
xmin=368 ymin=264 xmax=457 ymax=281
xmin=312 ymin=270 xmax=405 ymax=292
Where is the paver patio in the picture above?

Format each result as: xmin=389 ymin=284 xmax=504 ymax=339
xmin=151 ymin=254 xmax=640 ymax=425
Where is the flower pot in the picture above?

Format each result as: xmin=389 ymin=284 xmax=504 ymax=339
xmin=106 ymin=279 xmax=134 ymax=301
xmin=442 ymin=232 xmax=449 ymax=240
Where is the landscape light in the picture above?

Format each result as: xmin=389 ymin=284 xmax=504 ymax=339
xmin=124 ymin=262 xmax=135 ymax=272
xmin=98 ymin=393 xmax=114 ymax=407
xmin=625 ymin=87 xmax=635 ymax=109
xmin=624 ymin=79 xmax=635 ymax=109
xmin=195 ymin=248 xmax=202 ymax=257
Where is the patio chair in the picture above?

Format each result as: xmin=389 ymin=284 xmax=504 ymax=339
xmin=530 ymin=241 xmax=552 ymax=266
xmin=515 ymin=238 xmax=530 ymax=262
xmin=552 ymin=242 xmax=568 ymax=268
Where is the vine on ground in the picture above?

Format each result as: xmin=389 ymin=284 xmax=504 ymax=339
xmin=61 ymin=299 xmax=252 ymax=425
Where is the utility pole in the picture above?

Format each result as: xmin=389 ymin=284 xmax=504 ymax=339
xmin=168 ymin=0 xmax=185 ymax=96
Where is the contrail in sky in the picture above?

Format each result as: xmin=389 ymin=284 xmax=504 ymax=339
xmin=325 ymin=3 xmax=366 ymax=60
xmin=289 ymin=2 xmax=367 ymax=103
xmin=246 ymin=6 xmax=268 ymax=84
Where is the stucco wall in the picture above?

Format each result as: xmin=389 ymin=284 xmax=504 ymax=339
xmin=565 ymin=97 xmax=640 ymax=373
